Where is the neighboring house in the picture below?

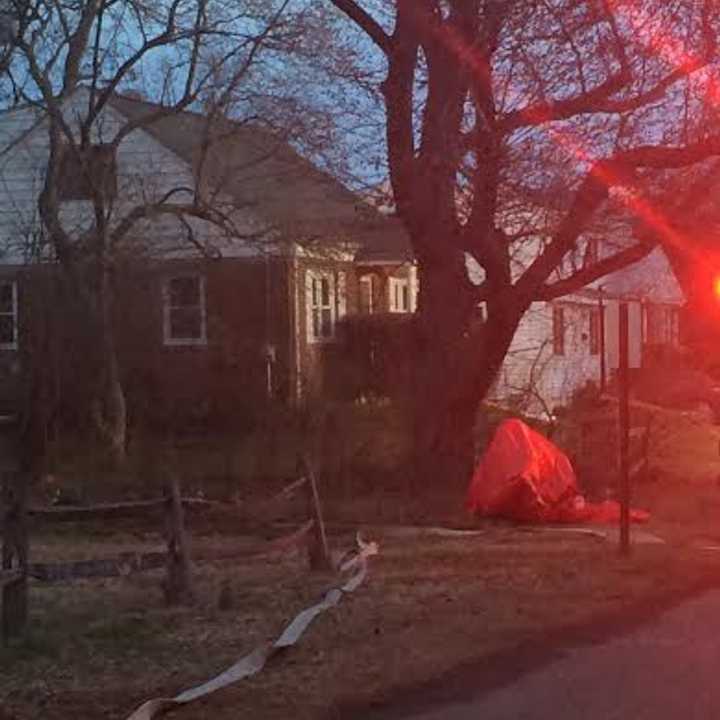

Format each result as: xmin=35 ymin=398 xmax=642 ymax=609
xmin=489 ymin=242 xmax=684 ymax=418
xmin=0 ymin=91 xmax=417 ymax=422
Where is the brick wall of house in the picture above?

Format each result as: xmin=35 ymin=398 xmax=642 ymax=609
xmin=115 ymin=256 xmax=294 ymax=429
xmin=0 ymin=255 xmax=417 ymax=427
xmin=0 ymin=257 xmax=297 ymax=432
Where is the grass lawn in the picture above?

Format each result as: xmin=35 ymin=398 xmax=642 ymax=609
xmin=3 ymin=402 xmax=720 ymax=719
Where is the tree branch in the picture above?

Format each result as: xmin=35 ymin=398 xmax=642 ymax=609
xmin=383 ymin=1 xmax=419 ymax=223
xmin=537 ymin=241 xmax=655 ymax=300
xmin=514 ymin=132 xmax=720 ymax=304
xmin=109 ymin=197 xmax=261 ymax=251
xmin=328 ymin=0 xmax=392 ymax=54
xmin=499 ymin=0 xmax=718 ymax=134
xmin=499 ymin=67 xmax=632 ymax=133
xmin=62 ymin=0 xmax=102 ymax=96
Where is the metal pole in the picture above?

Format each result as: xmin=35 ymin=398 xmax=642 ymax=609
xmin=618 ymin=302 xmax=630 ymax=555
xmin=599 ymin=288 xmax=606 ymax=393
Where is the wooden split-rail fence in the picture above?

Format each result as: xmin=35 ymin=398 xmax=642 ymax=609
xmin=1 ymin=452 xmax=331 ymax=644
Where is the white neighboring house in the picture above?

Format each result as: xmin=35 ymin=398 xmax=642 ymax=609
xmin=488 ymin=242 xmax=683 ymax=418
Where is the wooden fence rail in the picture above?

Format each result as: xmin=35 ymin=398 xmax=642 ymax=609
xmin=1 ymin=454 xmax=332 ymax=638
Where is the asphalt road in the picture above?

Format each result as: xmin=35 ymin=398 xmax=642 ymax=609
xmin=373 ymin=589 xmax=720 ymax=720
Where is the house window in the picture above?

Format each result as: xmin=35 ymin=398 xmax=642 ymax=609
xmin=589 ymin=307 xmax=601 ymax=355
xmin=307 ymin=271 xmax=335 ymax=341
xmin=0 ymin=281 xmax=17 ymax=349
xmin=552 ymin=305 xmax=565 ymax=356
xmin=389 ymin=277 xmax=410 ymax=313
xmin=163 ymin=275 xmax=207 ymax=346
xmin=58 ymin=143 xmax=117 ymax=201
xmin=359 ymin=275 xmax=374 ymax=314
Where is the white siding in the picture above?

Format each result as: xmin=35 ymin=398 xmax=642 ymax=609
xmin=491 ymin=298 xmax=603 ymax=418
xmin=0 ymin=90 xmax=266 ymax=264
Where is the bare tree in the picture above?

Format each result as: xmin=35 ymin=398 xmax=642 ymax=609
xmin=328 ymin=0 xmax=720 ymax=482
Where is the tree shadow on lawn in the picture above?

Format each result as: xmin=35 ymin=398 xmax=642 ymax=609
xmin=345 ymin=571 xmax=720 ymax=720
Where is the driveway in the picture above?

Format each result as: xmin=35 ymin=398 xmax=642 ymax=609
xmin=368 ymin=588 xmax=720 ymax=720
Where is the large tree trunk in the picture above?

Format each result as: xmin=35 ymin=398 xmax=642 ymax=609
xmin=410 ymin=252 xmax=481 ymax=489
xmin=409 ymin=247 xmax=522 ymax=491
xmin=410 ymin=325 xmax=518 ymax=491
xmin=410 ymin=328 xmax=476 ymax=490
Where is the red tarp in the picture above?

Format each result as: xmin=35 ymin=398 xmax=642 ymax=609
xmin=467 ymin=418 xmax=649 ymax=524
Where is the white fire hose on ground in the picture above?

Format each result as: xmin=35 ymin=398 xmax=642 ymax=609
xmin=125 ymin=534 xmax=379 ymax=720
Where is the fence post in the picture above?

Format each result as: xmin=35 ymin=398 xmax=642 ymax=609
xmin=1 ymin=471 xmax=28 ymax=644
xmin=1 ymin=413 xmax=27 ymax=644
xmin=300 ymin=455 xmax=332 ymax=571
xmin=163 ymin=472 xmax=194 ymax=605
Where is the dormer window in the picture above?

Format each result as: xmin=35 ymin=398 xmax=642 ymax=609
xmin=58 ymin=143 xmax=117 ymax=201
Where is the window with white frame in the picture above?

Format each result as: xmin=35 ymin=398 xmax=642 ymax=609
xmin=306 ymin=269 xmax=346 ymax=342
xmin=0 ymin=281 xmax=17 ymax=349
xmin=163 ymin=275 xmax=207 ymax=345
xmin=389 ymin=277 xmax=410 ymax=313
xmin=359 ymin=275 xmax=375 ymax=314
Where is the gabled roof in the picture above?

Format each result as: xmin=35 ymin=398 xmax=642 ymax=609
xmin=599 ymin=247 xmax=684 ymax=304
xmin=108 ymin=95 xmax=412 ymax=261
